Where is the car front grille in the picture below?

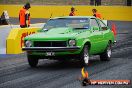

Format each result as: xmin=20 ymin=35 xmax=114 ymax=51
xmin=34 ymin=41 xmax=67 ymax=47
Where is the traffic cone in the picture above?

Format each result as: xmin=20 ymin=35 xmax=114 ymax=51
xmin=111 ymin=22 xmax=117 ymax=43
xmin=112 ymin=23 xmax=116 ymax=36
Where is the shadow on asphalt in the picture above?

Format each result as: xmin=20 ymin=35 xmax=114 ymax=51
xmin=31 ymin=57 xmax=108 ymax=70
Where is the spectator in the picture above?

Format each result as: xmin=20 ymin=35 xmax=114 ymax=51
xmin=95 ymin=0 xmax=99 ymax=6
xmin=95 ymin=0 xmax=101 ymax=6
xmin=19 ymin=2 xmax=31 ymax=28
xmin=0 ymin=11 xmax=9 ymax=25
xmin=99 ymin=0 xmax=102 ymax=5
xmin=92 ymin=9 xmax=102 ymax=19
xmin=90 ymin=0 xmax=94 ymax=5
xmin=69 ymin=7 xmax=76 ymax=16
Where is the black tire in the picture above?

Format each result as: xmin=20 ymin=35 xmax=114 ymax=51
xmin=80 ymin=45 xmax=89 ymax=66
xmin=100 ymin=42 xmax=112 ymax=61
xmin=57 ymin=59 xmax=69 ymax=62
xmin=27 ymin=55 xmax=39 ymax=67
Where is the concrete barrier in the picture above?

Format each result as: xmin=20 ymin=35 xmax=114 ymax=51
xmin=0 ymin=26 xmax=12 ymax=54
xmin=0 ymin=23 xmax=44 ymax=54
xmin=0 ymin=5 xmax=132 ymax=21
xmin=6 ymin=27 xmax=40 ymax=54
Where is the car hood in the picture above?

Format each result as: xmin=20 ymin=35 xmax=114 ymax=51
xmin=25 ymin=27 xmax=89 ymax=40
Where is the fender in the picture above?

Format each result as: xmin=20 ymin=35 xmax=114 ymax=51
xmin=21 ymin=32 xmax=35 ymax=48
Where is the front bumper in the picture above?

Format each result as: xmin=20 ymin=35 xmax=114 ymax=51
xmin=22 ymin=47 xmax=80 ymax=52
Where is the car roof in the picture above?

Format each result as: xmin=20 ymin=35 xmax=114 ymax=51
xmin=50 ymin=16 xmax=96 ymax=19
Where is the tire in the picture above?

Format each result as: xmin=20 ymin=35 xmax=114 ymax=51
xmin=80 ymin=45 xmax=89 ymax=66
xmin=27 ymin=55 xmax=39 ymax=67
xmin=100 ymin=42 xmax=112 ymax=61
xmin=57 ymin=59 xmax=69 ymax=62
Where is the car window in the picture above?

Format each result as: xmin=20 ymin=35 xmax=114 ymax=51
xmin=90 ymin=18 xmax=99 ymax=31
xmin=98 ymin=20 xmax=106 ymax=27
xmin=98 ymin=20 xmax=107 ymax=31
xmin=42 ymin=18 xmax=90 ymax=30
xmin=90 ymin=19 xmax=99 ymax=27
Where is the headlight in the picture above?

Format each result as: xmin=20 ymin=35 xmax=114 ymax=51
xmin=69 ymin=39 xmax=76 ymax=46
xmin=25 ymin=41 xmax=32 ymax=47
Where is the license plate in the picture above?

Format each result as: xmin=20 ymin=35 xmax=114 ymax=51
xmin=46 ymin=52 xmax=55 ymax=56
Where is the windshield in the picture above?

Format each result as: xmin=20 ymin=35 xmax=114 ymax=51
xmin=43 ymin=18 xmax=90 ymax=30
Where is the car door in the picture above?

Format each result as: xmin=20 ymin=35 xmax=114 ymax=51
xmin=97 ymin=19 xmax=110 ymax=52
xmin=89 ymin=18 xmax=104 ymax=54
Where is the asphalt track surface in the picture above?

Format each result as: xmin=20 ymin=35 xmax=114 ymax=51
xmin=0 ymin=21 xmax=132 ymax=88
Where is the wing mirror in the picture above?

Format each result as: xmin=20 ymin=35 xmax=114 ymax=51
xmin=93 ymin=26 xmax=99 ymax=31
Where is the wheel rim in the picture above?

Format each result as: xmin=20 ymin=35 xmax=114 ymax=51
xmin=84 ymin=48 xmax=89 ymax=64
xmin=107 ymin=46 xmax=111 ymax=58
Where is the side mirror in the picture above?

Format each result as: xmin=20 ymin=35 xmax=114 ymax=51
xmin=93 ymin=26 xmax=99 ymax=31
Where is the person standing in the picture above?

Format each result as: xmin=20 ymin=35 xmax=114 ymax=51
xmin=90 ymin=0 xmax=94 ymax=5
xmin=19 ymin=3 xmax=31 ymax=28
xmin=99 ymin=0 xmax=102 ymax=5
xmin=95 ymin=0 xmax=101 ymax=6
xmin=95 ymin=0 xmax=99 ymax=6
xmin=92 ymin=9 xmax=102 ymax=19
xmin=69 ymin=7 xmax=76 ymax=16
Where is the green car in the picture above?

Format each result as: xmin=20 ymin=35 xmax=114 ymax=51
xmin=22 ymin=16 xmax=115 ymax=67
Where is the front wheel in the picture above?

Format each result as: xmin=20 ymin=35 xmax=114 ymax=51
xmin=100 ymin=42 xmax=112 ymax=61
xmin=27 ymin=55 xmax=39 ymax=67
xmin=80 ymin=45 xmax=89 ymax=66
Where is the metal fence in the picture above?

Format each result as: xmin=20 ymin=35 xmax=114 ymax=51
xmin=0 ymin=0 xmax=130 ymax=6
